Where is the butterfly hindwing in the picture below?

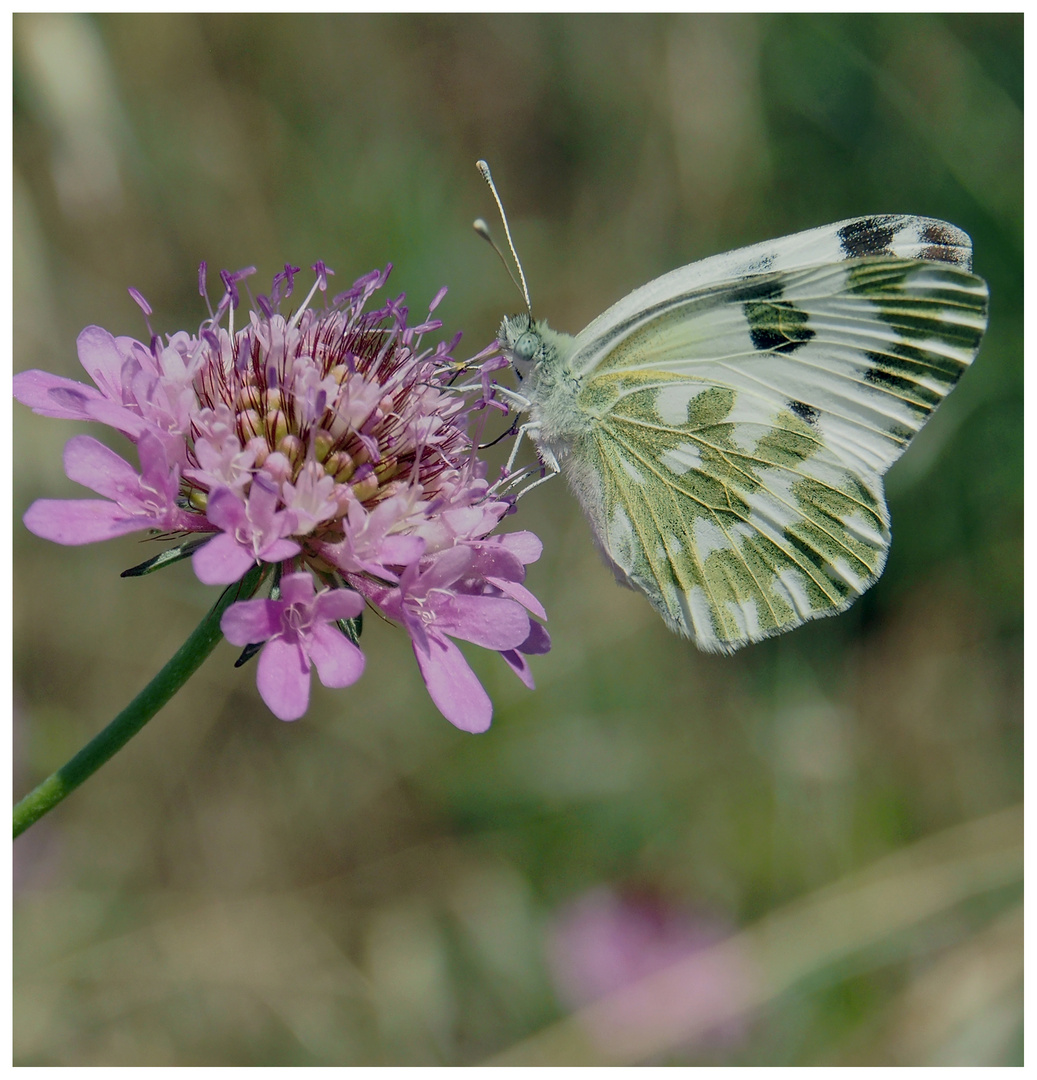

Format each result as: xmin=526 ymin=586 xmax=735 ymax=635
xmin=547 ymin=244 xmax=987 ymax=652
xmin=583 ymin=365 xmax=892 ymax=651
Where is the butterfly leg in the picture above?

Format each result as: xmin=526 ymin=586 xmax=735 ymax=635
xmin=492 ymin=385 xmax=532 ymax=412
xmin=494 ymin=420 xmax=560 ymax=500
xmin=488 ymin=418 xmax=560 ymax=498
xmin=504 ymin=418 xmax=540 ymax=476
xmin=512 ymin=462 xmax=559 ymax=500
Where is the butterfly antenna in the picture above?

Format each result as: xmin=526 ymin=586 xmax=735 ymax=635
xmin=473 ymin=218 xmax=526 ymax=310
xmin=475 ymin=159 xmax=533 ymax=318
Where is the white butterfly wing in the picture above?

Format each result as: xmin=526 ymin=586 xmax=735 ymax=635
xmin=567 ymin=214 xmax=976 ymax=379
xmin=533 ymin=218 xmax=988 ymax=652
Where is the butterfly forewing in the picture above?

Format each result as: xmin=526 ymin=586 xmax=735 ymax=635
xmin=565 ymin=214 xmax=975 ymax=383
xmin=562 ymin=250 xmax=987 ymax=652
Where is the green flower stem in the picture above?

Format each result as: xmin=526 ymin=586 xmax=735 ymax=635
xmin=13 ymin=565 xmax=265 ymax=839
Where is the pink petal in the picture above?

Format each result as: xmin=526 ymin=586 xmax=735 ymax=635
xmin=14 ymin=364 xmax=159 ymax=442
xmin=378 ymin=534 xmax=425 ymax=567
xmin=257 ymin=536 xmax=302 ymax=563
xmin=23 ymin=498 xmax=148 ymax=544
xmin=257 ymin=637 xmax=311 ymax=721
xmin=311 ymin=588 xmax=365 ymax=622
xmin=82 ymin=397 xmax=151 ymax=440
xmin=247 ymin=471 xmax=280 ymax=520
xmin=192 ymin=533 xmax=255 ymax=585
xmin=13 ymin=370 xmax=103 ymax=418
xmin=499 ymin=621 xmax=551 ymax=689
xmin=489 ymin=576 xmax=547 ymax=620
xmin=76 ymin=326 xmax=136 ymax=399
xmin=220 ymin=598 xmax=284 ymax=646
xmin=62 ymin=435 xmax=139 ymax=499
xmin=518 ymin=620 xmax=551 ymax=655
xmin=135 ymin=431 xmax=174 ymax=481
xmin=472 ymin=544 xmax=527 ymax=581
xmin=435 ymin=594 xmax=530 ymax=650
xmin=412 ymin=634 xmax=492 ymax=733
xmin=441 ymin=505 xmax=493 ymax=539
xmin=205 ymin=487 xmax=247 ymax=532
xmin=402 ymin=606 xmax=431 ymax=655
xmin=499 ymin=530 xmax=543 ymax=564
xmin=419 ymin=544 xmax=473 ymax=590
xmin=307 ymin=624 xmax=365 ymax=689
xmin=501 ymin=649 xmax=535 ymax=689
xmin=278 ymin=571 xmax=317 ymax=605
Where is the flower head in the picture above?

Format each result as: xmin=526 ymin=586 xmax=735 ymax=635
xmin=220 ymin=571 xmax=364 ymax=721
xmin=15 ymin=262 xmax=548 ymax=728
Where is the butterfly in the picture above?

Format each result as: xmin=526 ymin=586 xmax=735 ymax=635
xmin=476 ymin=162 xmax=989 ymax=654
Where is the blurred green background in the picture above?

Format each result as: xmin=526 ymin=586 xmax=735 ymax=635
xmin=12 ymin=13 xmax=1022 ymax=1066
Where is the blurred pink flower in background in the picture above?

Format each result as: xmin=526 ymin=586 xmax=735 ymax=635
xmin=546 ymin=886 xmax=750 ymax=1057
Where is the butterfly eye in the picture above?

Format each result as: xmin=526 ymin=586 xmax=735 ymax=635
xmin=513 ymin=331 xmax=540 ymax=364
xmin=509 ymin=330 xmax=541 ymax=381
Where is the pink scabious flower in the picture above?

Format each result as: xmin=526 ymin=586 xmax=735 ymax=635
xmin=15 ymin=261 xmax=549 ymax=730
xmin=546 ymin=887 xmax=749 ymax=1053
xmin=221 ymin=571 xmax=365 ymax=722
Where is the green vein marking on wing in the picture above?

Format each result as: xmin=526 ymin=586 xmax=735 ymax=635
xmin=592 ymin=422 xmax=731 ymax=640
xmin=601 ymin=415 xmax=856 ymax=626
xmin=586 ymin=371 xmax=887 ymax=645
xmin=601 ymin=369 xmax=878 ymax=571
xmin=598 ymin=426 xmax=793 ymax=645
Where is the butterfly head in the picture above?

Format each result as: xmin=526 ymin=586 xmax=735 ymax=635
xmin=498 ymin=312 xmax=545 ymax=381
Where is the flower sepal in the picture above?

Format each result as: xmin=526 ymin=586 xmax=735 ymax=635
xmin=120 ymin=535 xmax=212 ymax=578
xmin=232 ymin=640 xmax=264 ymax=668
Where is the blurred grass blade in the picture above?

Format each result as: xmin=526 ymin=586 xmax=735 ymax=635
xmin=487 ymin=803 xmax=1022 ymax=1065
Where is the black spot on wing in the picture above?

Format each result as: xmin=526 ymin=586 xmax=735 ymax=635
xmin=788 ymin=399 xmax=819 ymax=425
xmin=918 ymin=245 xmax=957 ymax=265
xmin=866 ymin=342 xmax=967 ymax=385
xmin=863 ymin=365 xmax=941 ymax=416
xmin=838 ymin=217 xmax=897 ymax=259
xmin=744 ymin=299 xmax=815 ymax=354
xmin=921 ymin=221 xmax=958 ymax=245
xmin=917 ymin=222 xmax=972 ymax=268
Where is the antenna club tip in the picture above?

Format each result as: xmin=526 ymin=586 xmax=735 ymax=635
xmin=476 ymin=159 xmax=491 ymax=178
